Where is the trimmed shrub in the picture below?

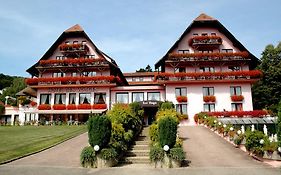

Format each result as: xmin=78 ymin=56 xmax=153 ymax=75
xmin=80 ymin=146 xmax=96 ymax=168
xmin=149 ymin=123 xmax=159 ymax=143
xmin=158 ymin=116 xmax=178 ymax=148
xmin=100 ymin=148 xmax=118 ymax=161
xmin=159 ymin=101 xmax=174 ymax=110
xmin=156 ymin=109 xmax=179 ymax=122
xmin=168 ymin=147 xmax=185 ymax=162
xmin=88 ymin=115 xmax=112 ymax=149
xmin=110 ymin=122 xmax=126 ymax=153
xmin=149 ymin=145 xmax=164 ymax=162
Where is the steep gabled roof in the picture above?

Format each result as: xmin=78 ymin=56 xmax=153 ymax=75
xmin=155 ymin=13 xmax=260 ymax=70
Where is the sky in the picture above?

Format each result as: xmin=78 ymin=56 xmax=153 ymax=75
xmin=0 ymin=0 xmax=281 ymax=77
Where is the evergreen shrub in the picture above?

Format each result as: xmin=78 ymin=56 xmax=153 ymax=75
xmin=158 ymin=116 xmax=178 ymax=148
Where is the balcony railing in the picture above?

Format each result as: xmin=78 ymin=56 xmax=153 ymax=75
xmin=26 ymin=76 xmax=121 ymax=86
xmin=38 ymin=58 xmax=107 ymax=67
xmin=189 ymin=35 xmax=222 ymax=49
xmin=168 ymin=51 xmax=250 ymax=62
xmin=154 ymin=70 xmax=262 ymax=82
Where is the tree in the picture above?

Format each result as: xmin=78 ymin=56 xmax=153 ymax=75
xmin=136 ymin=64 xmax=153 ymax=72
xmin=252 ymin=43 xmax=281 ymax=114
xmin=277 ymin=101 xmax=281 ymax=147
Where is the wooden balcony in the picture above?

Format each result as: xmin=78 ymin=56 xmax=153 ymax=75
xmin=167 ymin=51 xmax=250 ymax=63
xmin=189 ymin=35 xmax=222 ymax=50
xmin=59 ymin=43 xmax=89 ymax=56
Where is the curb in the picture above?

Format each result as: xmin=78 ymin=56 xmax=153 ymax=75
xmin=0 ymin=131 xmax=86 ymax=165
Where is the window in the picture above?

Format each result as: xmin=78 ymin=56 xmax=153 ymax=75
xmin=56 ymin=56 xmax=64 ymax=60
xmin=40 ymin=94 xmax=51 ymax=104
xmin=199 ymin=67 xmax=215 ymax=72
xmin=175 ymin=67 xmax=186 ymax=73
xmin=69 ymin=93 xmax=76 ymax=104
xmin=82 ymin=41 xmax=87 ymax=45
xmin=198 ymin=50 xmax=213 ymax=53
xmin=176 ymin=104 xmax=187 ymax=114
xmin=116 ymin=93 xmax=129 ymax=103
xmin=54 ymin=93 xmax=66 ymax=104
xmin=132 ymin=77 xmax=136 ymax=82
xmin=94 ymin=93 xmax=106 ymax=104
xmin=178 ymin=49 xmax=189 ymax=54
xmin=230 ymin=86 xmax=242 ymax=96
xmin=231 ymin=103 xmax=243 ymax=111
xmin=53 ymin=72 xmax=65 ymax=77
xmin=81 ymin=71 xmax=96 ymax=77
xmin=202 ymin=33 xmax=208 ymax=36
xmin=71 ymin=72 xmax=77 ymax=77
xmin=203 ymin=87 xmax=214 ymax=96
xmin=211 ymin=33 xmax=216 ymax=36
xmin=79 ymin=93 xmax=91 ymax=104
xmin=132 ymin=92 xmax=144 ymax=102
xmin=73 ymin=41 xmax=78 ymax=44
xmin=85 ymin=55 xmax=95 ymax=59
xmin=203 ymin=104 xmax=215 ymax=112
xmin=147 ymin=92 xmax=160 ymax=101
xmin=175 ymin=87 xmax=187 ymax=97
xmin=65 ymin=41 xmax=69 ymax=44
xmin=221 ymin=49 xmax=233 ymax=53
xmin=228 ymin=66 xmax=241 ymax=71
xmin=193 ymin=33 xmax=198 ymax=36
xmin=139 ymin=77 xmax=144 ymax=82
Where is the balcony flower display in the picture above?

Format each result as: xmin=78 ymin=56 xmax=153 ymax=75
xmin=92 ymin=104 xmax=107 ymax=109
xmin=168 ymin=51 xmax=249 ymax=60
xmin=231 ymin=95 xmax=244 ymax=101
xmin=38 ymin=104 xmax=51 ymax=110
xmin=77 ymin=104 xmax=92 ymax=109
xmin=176 ymin=96 xmax=188 ymax=102
xmin=67 ymin=104 xmax=77 ymax=110
xmin=205 ymin=110 xmax=269 ymax=118
xmin=188 ymin=35 xmax=222 ymax=48
xmin=53 ymin=104 xmax=66 ymax=110
xmin=58 ymin=43 xmax=88 ymax=51
xmin=154 ymin=70 xmax=262 ymax=81
xmin=39 ymin=58 xmax=104 ymax=66
xmin=203 ymin=95 xmax=216 ymax=102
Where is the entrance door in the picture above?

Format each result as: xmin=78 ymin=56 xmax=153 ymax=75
xmin=144 ymin=107 xmax=158 ymax=125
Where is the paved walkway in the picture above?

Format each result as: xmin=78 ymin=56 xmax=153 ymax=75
xmin=0 ymin=126 xmax=280 ymax=175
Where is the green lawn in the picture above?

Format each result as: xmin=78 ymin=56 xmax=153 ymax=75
xmin=0 ymin=125 xmax=87 ymax=164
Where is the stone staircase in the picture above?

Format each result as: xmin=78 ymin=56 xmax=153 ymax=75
xmin=120 ymin=126 xmax=150 ymax=164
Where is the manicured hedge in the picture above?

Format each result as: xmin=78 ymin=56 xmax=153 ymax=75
xmin=158 ymin=116 xmax=178 ymax=148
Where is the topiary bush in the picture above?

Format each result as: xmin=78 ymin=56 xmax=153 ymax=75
xmin=80 ymin=146 xmax=96 ymax=168
xmin=88 ymin=115 xmax=112 ymax=149
xmin=158 ymin=116 xmax=178 ymax=148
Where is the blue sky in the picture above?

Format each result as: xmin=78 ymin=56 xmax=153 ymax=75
xmin=0 ymin=0 xmax=280 ymax=77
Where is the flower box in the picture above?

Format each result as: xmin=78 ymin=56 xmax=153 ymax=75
xmin=53 ymin=104 xmax=66 ymax=110
xmin=39 ymin=58 xmax=104 ymax=66
xmin=38 ymin=104 xmax=51 ymax=110
xmin=78 ymin=104 xmax=92 ymax=109
xmin=176 ymin=96 xmax=188 ymax=102
xmin=168 ymin=51 xmax=249 ymax=59
xmin=205 ymin=110 xmax=269 ymax=118
xmin=203 ymin=95 xmax=216 ymax=102
xmin=67 ymin=104 xmax=77 ymax=110
xmin=92 ymin=104 xmax=107 ymax=109
xmin=231 ymin=95 xmax=244 ymax=101
xmin=188 ymin=35 xmax=222 ymax=49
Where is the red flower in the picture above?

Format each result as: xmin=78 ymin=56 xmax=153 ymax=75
xmin=92 ymin=104 xmax=107 ymax=109
xmin=53 ymin=104 xmax=66 ymax=110
xmin=77 ymin=104 xmax=92 ymax=109
xmin=194 ymin=114 xmax=199 ymax=124
xmin=168 ymin=51 xmax=249 ymax=59
xmin=203 ymin=95 xmax=216 ymax=102
xmin=176 ymin=96 xmax=188 ymax=102
xmin=231 ymin=95 xmax=244 ymax=101
xmin=67 ymin=104 xmax=77 ymax=110
xmin=38 ymin=104 xmax=51 ymax=110
xmin=30 ymin=101 xmax=37 ymax=107
xmin=205 ymin=110 xmax=269 ymax=118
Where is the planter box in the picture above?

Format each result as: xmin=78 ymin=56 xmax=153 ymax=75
xmin=96 ymin=156 xmax=117 ymax=168
xmin=153 ymin=153 xmax=182 ymax=168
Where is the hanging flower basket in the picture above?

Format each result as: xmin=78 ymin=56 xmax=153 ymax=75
xmin=53 ymin=104 xmax=66 ymax=110
xmin=203 ymin=95 xmax=216 ymax=102
xmin=231 ymin=95 xmax=244 ymax=101
xmin=176 ymin=96 xmax=188 ymax=102
xmin=38 ymin=104 xmax=51 ymax=110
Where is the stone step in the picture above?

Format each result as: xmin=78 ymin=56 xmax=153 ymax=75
xmin=134 ymin=140 xmax=149 ymax=145
xmin=130 ymin=144 xmax=150 ymax=150
xmin=136 ymin=136 xmax=149 ymax=141
xmin=126 ymin=150 xmax=149 ymax=157
xmin=121 ymin=156 xmax=150 ymax=164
